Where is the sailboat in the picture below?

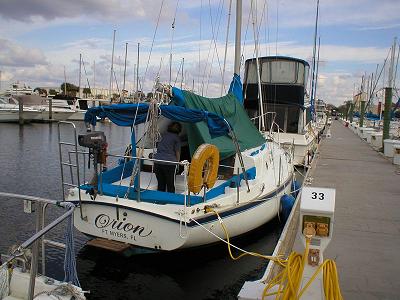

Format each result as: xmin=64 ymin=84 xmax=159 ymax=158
xmin=60 ymin=0 xmax=294 ymax=252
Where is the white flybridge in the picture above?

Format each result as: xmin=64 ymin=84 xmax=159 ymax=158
xmin=58 ymin=0 xmax=295 ymax=252
xmin=243 ymin=56 xmax=318 ymax=166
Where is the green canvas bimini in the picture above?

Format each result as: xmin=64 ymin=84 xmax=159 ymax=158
xmin=172 ymin=86 xmax=265 ymax=160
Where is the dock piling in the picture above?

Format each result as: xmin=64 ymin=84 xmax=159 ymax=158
xmin=18 ymin=99 xmax=24 ymax=125
xmin=48 ymin=98 xmax=53 ymax=120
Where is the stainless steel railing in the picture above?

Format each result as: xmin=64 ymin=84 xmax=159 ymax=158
xmin=0 ymin=192 xmax=76 ymax=300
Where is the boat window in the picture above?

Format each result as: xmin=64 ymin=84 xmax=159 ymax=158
xmin=246 ymin=59 xmax=308 ymax=85
xmin=297 ymin=63 xmax=305 ymax=84
xmin=304 ymin=65 xmax=309 ymax=86
xmin=246 ymin=62 xmax=258 ymax=84
xmin=264 ymin=104 xmax=300 ymax=134
xmin=261 ymin=61 xmax=297 ymax=84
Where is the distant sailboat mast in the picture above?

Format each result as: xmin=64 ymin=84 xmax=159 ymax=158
xmin=78 ymin=53 xmax=82 ymax=98
xmin=314 ymin=37 xmax=321 ymax=107
xmin=63 ymin=66 xmax=67 ymax=95
xmin=310 ymin=0 xmax=320 ymax=121
xmin=109 ymin=29 xmax=116 ymax=98
xmin=123 ymin=42 xmax=128 ymax=93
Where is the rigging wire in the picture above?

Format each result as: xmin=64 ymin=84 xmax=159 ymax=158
xmin=169 ymin=0 xmax=180 ymax=86
xmin=198 ymin=0 xmax=203 ymax=94
xmin=220 ymin=0 xmax=233 ymax=96
xmin=201 ymin=0 xmax=225 ymax=95
xmin=204 ymin=0 xmax=225 ymax=95
xmin=241 ymin=1 xmax=255 ymax=101
xmin=81 ymin=56 xmax=91 ymax=92
xmin=392 ymin=44 xmax=400 ymax=95
xmin=142 ymin=0 xmax=165 ymax=90
xmin=251 ymin=0 xmax=266 ymax=131
xmin=310 ymin=0 xmax=320 ymax=120
xmin=174 ymin=58 xmax=184 ymax=86
xmin=265 ymin=0 xmax=270 ymax=56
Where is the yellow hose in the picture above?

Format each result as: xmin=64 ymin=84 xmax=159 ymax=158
xmin=205 ymin=208 xmax=343 ymax=300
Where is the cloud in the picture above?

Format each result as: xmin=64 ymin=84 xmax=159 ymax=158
xmin=0 ymin=0 xmax=178 ymax=23
xmin=0 ymin=39 xmax=48 ymax=67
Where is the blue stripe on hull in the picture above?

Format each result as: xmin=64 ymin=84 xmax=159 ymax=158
xmin=70 ymin=174 xmax=293 ymax=227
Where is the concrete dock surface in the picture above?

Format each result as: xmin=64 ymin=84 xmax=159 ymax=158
xmin=294 ymin=120 xmax=400 ymax=299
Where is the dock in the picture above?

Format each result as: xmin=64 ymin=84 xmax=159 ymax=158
xmin=239 ymin=120 xmax=400 ymax=299
xmin=299 ymin=120 xmax=400 ymax=298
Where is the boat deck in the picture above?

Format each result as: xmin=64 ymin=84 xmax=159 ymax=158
xmin=293 ymin=120 xmax=400 ymax=299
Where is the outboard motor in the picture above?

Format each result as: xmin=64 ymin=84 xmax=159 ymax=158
xmin=78 ymin=131 xmax=107 ymax=167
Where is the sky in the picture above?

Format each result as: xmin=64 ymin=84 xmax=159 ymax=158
xmin=0 ymin=0 xmax=399 ymax=106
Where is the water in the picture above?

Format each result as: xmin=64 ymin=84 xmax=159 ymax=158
xmin=0 ymin=122 xmax=285 ymax=300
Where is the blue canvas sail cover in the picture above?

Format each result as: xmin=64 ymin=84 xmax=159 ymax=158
xmin=84 ymin=103 xmax=231 ymax=137
xmin=171 ymin=74 xmax=265 ymax=159
xmin=83 ymin=103 xmax=233 ymax=195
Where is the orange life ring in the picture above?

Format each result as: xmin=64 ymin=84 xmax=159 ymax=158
xmin=188 ymin=144 xmax=220 ymax=194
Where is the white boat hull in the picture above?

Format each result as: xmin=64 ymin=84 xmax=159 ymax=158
xmin=68 ymin=141 xmax=294 ymax=251
xmin=4 ymin=267 xmax=85 ymax=300
xmin=0 ymin=110 xmax=41 ymax=122
xmin=72 ymin=176 xmax=292 ymax=251
xmin=270 ymin=132 xmax=316 ymax=166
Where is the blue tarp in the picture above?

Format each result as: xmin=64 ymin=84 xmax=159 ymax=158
xmin=228 ymin=73 xmax=244 ymax=104
xmin=84 ymin=103 xmax=231 ymax=138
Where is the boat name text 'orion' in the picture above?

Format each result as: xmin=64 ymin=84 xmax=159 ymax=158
xmin=94 ymin=214 xmax=152 ymax=237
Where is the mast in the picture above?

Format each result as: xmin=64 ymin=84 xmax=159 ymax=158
xmin=109 ymin=29 xmax=116 ymax=98
xmin=136 ymin=42 xmax=140 ymax=95
xmin=63 ymin=66 xmax=67 ymax=95
xmin=234 ymin=0 xmax=242 ymax=75
xmin=314 ymin=37 xmax=321 ymax=119
xmin=78 ymin=53 xmax=82 ymax=98
xmin=93 ymin=60 xmax=96 ymax=98
xmin=180 ymin=58 xmax=184 ymax=89
xmin=310 ymin=0 xmax=320 ymax=121
xmin=123 ymin=42 xmax=128 ymax=93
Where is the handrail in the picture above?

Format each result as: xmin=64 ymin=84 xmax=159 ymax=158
xmin=0 ymin=193 xmax=74 ymax=266
xmin=58 ymin=121 xmax=85 ymax=221
xmin=0 ymin=192 xmax=77 ymax=300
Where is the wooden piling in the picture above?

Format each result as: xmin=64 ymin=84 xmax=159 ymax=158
xmin=18 ymin=99 xmax=24 ymax=125
xmin=48 ymin=98 xmax=53 ymax=120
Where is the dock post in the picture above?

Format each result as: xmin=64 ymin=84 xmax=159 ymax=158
xmin=48 ymin=98 xmax=53 ymax=120
xmin=360 ymin=100 xmax=366 ymax=127
xmin=18 ymin=99 xmax=24 ymax=125
xmin=382 ymin=87 xmax=392 ymax=143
